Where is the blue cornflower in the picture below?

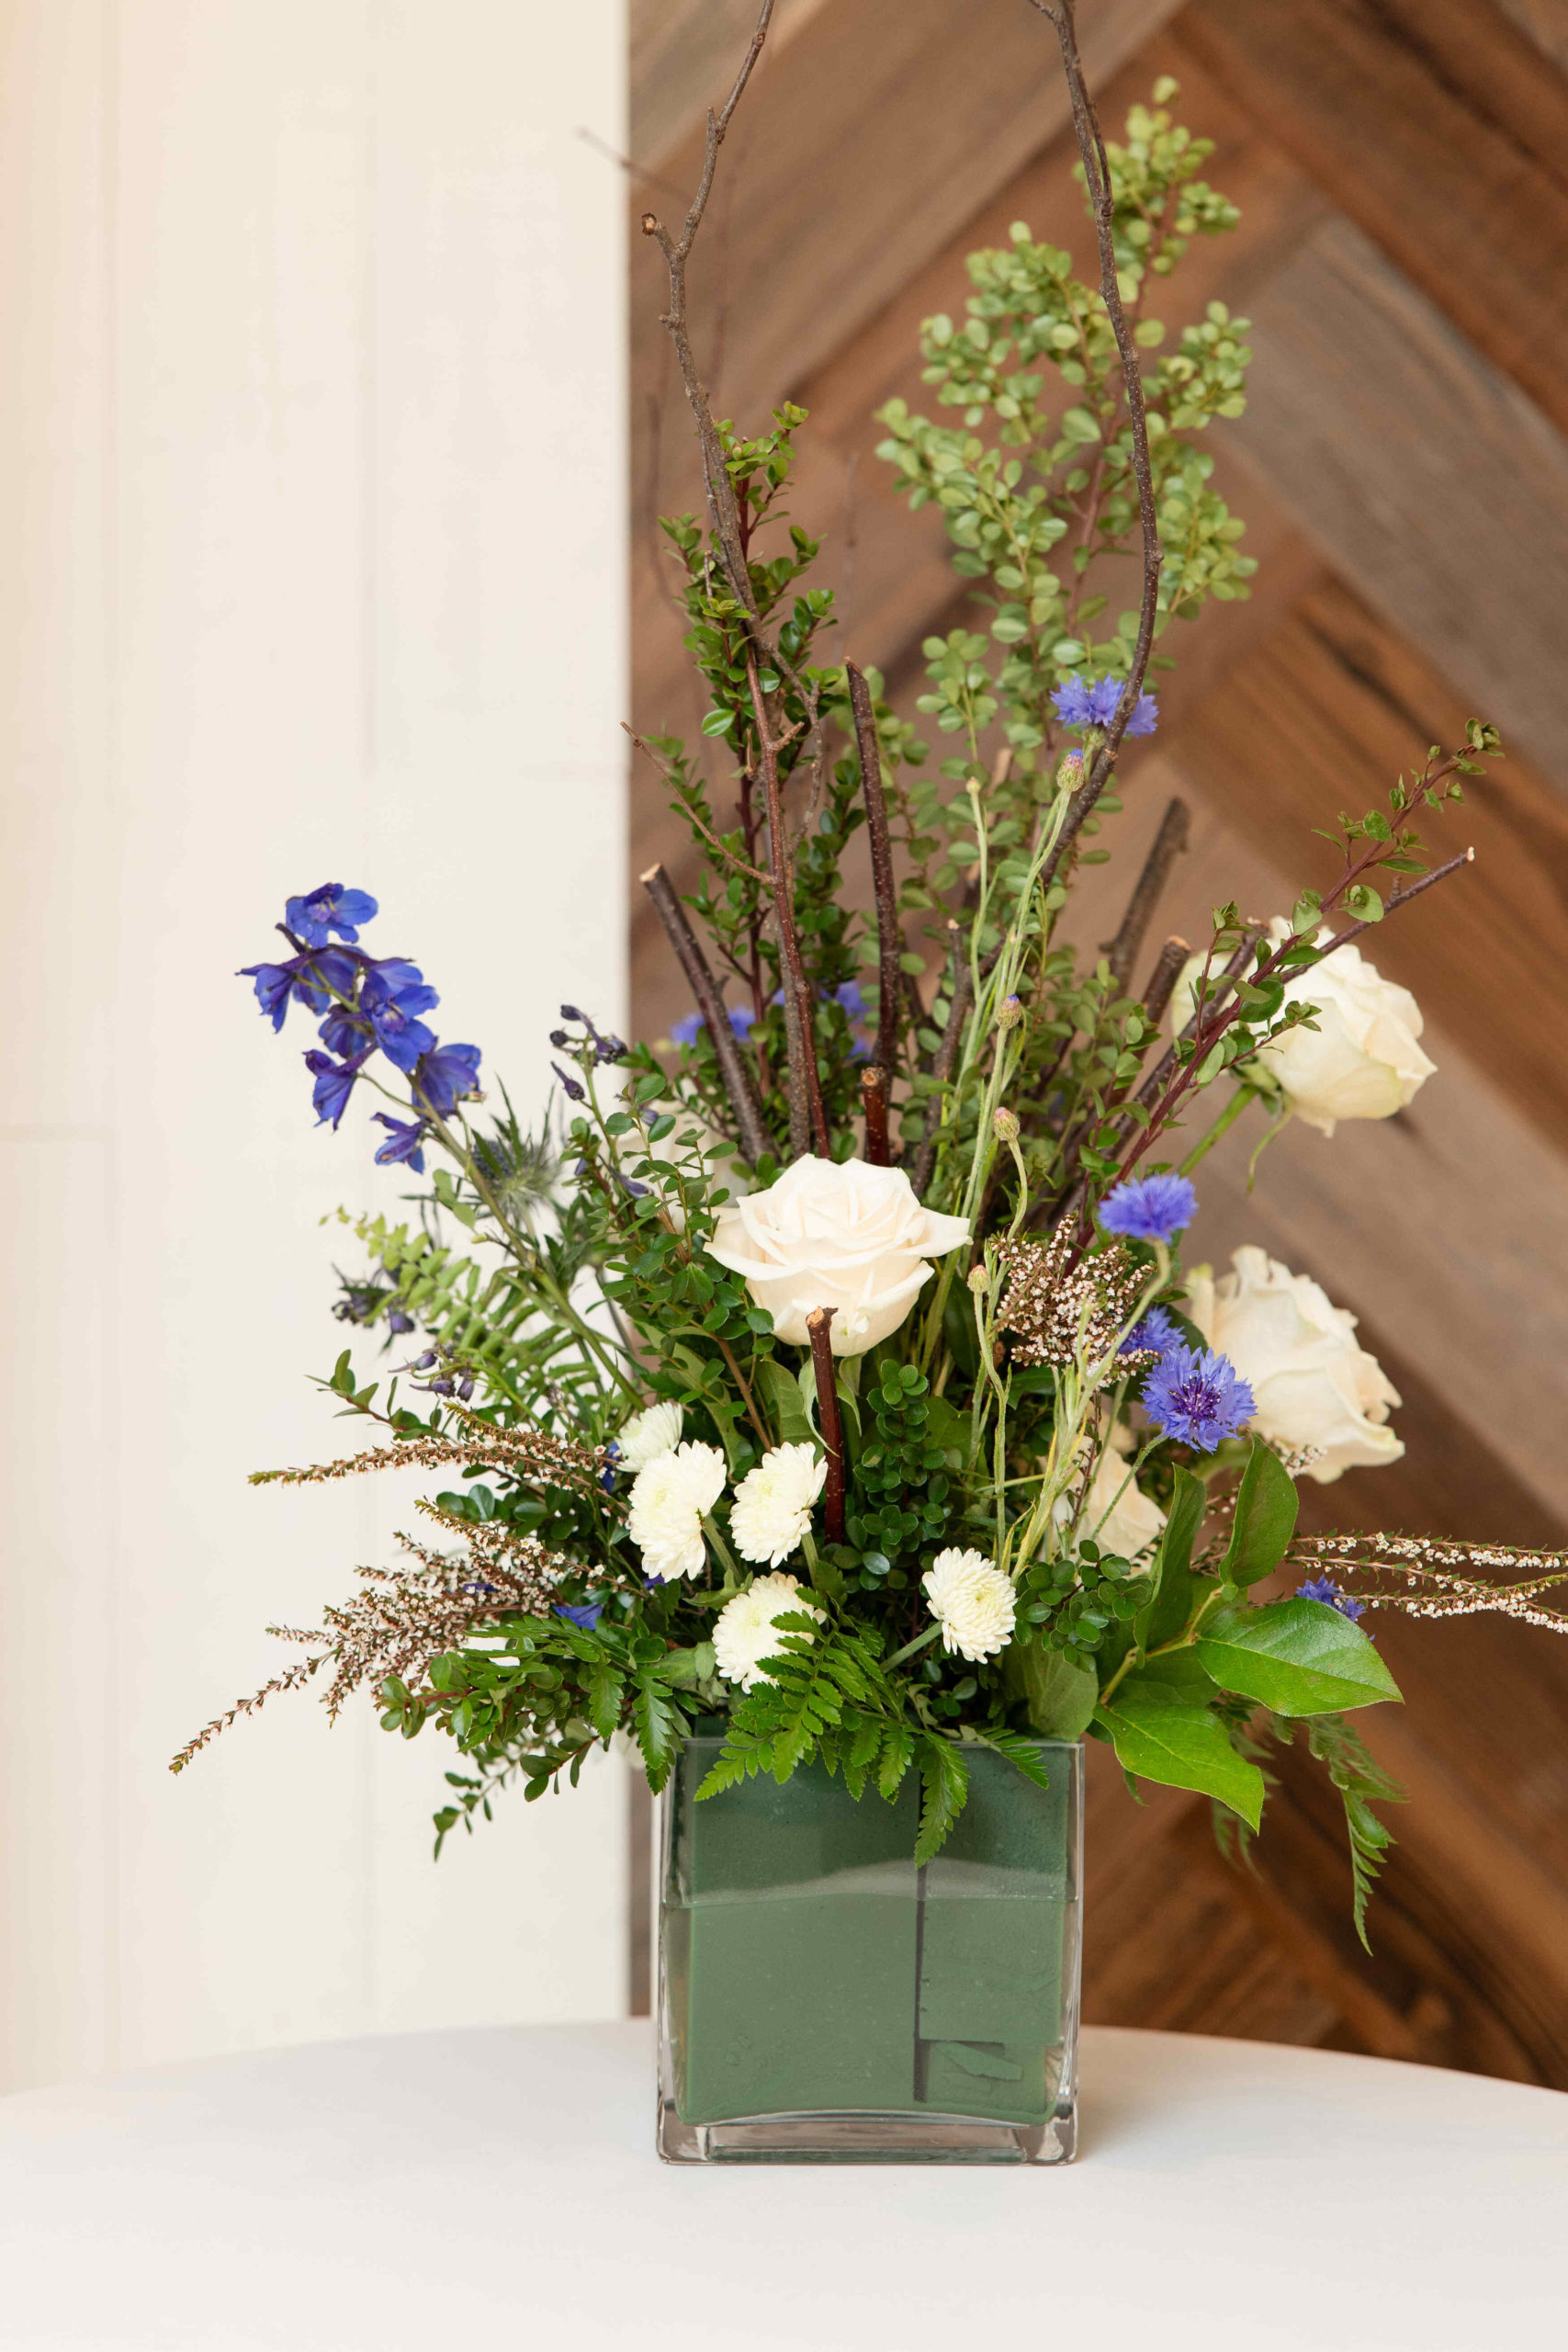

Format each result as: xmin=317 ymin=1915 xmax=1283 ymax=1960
xmin=1083 ymin=675 xmax=1124 ymax=725
xmin=832 ymin=979 xmax=868 ymax=1022
xmin=1125 ymin=691 xmax=1159 ymax=738
xmin=1052 ymin=675 xmax=1097 ymax=727
xmin=1051 ymin=673 xmax=1160 ymax=738
xmin=372 ymin=1112 xmax=429 ymax=1173
xmin=1296 ymin=1576 xmax=1366 ymax=1623
xmin=555 ymin=1601 xmax=604 ymax=1632
xmin=1119 ymin=1303 xmax=1181 ymax=1359
xmin=284 ymin=884 xmax=378 ymax=948
xmin=413 ymin=1042 xmax=483 ymax=1118
xmin=670 ymin=1003 xmax=757 ymax=1047
xmin=304 ymin=1046 xmax=371 ymax=1131
xmin=1100 ymin=1172 xmax=1198 ymax=1244
xmin=361 ymin=964 xmax=439 ymax=1074
xmin=1143 ymin=1345 xmax=1255 ymax=1453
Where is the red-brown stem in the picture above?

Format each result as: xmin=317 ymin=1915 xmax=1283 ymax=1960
xmin=748 ymin=646 xmax=829 ymax=1157
xmin=861 ymin=1064 xmax=891 ymax=1165
xmin=846 ymin=659 xmax=902 ymax=1078
xmin=640 ymin=862 xmax=776 ymax=1168
xmin=1140 ymin=933 xmax=1190 ymax=1028
xmin=807 ymin=1307 xmax=846 ymax=1544
xmin=1104 ymin=799 xmax=1190 ymax=994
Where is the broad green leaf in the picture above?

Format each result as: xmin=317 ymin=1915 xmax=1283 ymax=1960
xmin=1006 ymin=1636 xmax=1099 ymax=1737
xmin=1195 ymin=1600 xmax=1402 ymax=1716
xmin=1219 ymin=1441 xmax=1299 ymax=1587
xmin=1134 ymin=1649 xmax=1218 ymax=1704
xmin=754 ymin=1355 xmax=815 ymax=1448
xmin=1098 ymin=1679 xmax=1264 ymax=1827
xmin=1134 ymin=1466 xmax=1206 ymax=1650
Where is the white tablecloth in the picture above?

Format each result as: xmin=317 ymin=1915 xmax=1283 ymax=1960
xmin=1 ymin=2021 xmax=1563 ymax=2349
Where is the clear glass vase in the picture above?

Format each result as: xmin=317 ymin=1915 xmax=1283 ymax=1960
xmin=656 ymin=1735 xmax=1082 ymax=2165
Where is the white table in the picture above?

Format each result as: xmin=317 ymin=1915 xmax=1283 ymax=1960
xmin=1 ymin=2022 xmax=1563 ymax=2350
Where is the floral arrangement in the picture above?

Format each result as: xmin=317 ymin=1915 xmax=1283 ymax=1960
xmin=180 ymin=0 xmax=1566 ymax=1943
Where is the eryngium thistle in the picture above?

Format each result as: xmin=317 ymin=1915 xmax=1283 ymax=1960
xmin=996 ymin=1227 xmax=1151 ymax=1382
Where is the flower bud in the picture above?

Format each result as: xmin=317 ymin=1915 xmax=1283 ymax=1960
xmin=1055 ymin=749 xmax=1084 ymax=795
xmin=992 ymin=1105 xmax=1021 ymax=1143
xmin=995 ymin=993 xmax=1024 ymax=1032
xmin=966 ymin=1263 xmax=990 ymax=1296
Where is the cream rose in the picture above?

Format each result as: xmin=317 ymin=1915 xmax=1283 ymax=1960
xmin=1172 ymin=922 xmax=1434 ymax=1136
xmin=1184 ymin=1245 xmax=1402 ymax=1484
xmin=705 ymin=1156 xmax=969 ymax=1356
xmin=1082 ymin=1436 xmax=1168 ymax=1558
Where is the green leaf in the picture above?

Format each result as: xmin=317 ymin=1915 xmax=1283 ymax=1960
xmin=915 ymin=1736 xmax=970 ymax=1862
xmin=1195 ymin=1600 xmax=1403 ymax=1716
xmin=655 ymin=1642 xmax=716 ymax=1690
xmin=586 ymin=1658 xmax=625 ymax=1743
xmin=754 ymin=1355 xmax=814 ymax=1449
xmin=632 ymin=1672 xmax=682 ymax=1793
xmin=1134 ymin=1466 xmax=1206 ymax=1650
xmin=1098 ymin=1679 xmax=1265 ymax=1827
xmin=1219 ymin=1441 xmax=1300 ymax=1587
xmin=1004 ymin=1635 xmax=1098 ymax=1736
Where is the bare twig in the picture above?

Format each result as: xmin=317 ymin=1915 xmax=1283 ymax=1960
xmin=861 ymin=1064 xmax=891 ymax=1166
xmin=1140 ymin=933 xmax=1190 ymax=1028
xmin=749 ymin=648 xmax=829 ymax=1157
xmin=626 ymin=726 xmax=771 ymax=885
xmin=640 ymin=862 xmax=776 ymax=1167
xmin=807 ymin=1307 xmax=847 ymax=1544
xmin=1104 ymin=797 xmax=1190 ymax=992
xmin=1030 ymin=0 xmax=1164 ymax=888
xmin=846 ymin=660 xmax=903 ymax=1077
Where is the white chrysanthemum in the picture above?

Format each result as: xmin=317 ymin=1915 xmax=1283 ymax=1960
xmin=713 ymin=1572 xmax=825 ymax=1692
xmin=616 ymin=1400 xmax=684 ymax=1475
xmin=626 ymin=1441 xmax=727 ymax=1581
xmin=729 ymin=1442 xmax=828 ymax=1567
xmin=922 ymin=1547 xmax=1017 ymax=1663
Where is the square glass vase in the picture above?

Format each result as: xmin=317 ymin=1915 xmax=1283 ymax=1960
xmin=656 ymin=1735 xmax=1082 ymax=2165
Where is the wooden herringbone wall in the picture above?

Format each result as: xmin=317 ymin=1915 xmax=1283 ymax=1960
xmin=624 ymin=0 xmax=1568 ymax=2080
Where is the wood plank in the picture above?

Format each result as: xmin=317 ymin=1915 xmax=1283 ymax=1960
xmin=1178 ymin=0 xmax=1568 ymax=439
xmin=630 ymin=0 xmax=829 ymax=166
xmin=1222 ymin=217 xmax=1568 ymax=792
xmin=1495 ymin=0 xmax=1568 ymax=66
xmin=1165 ymin=577 xmax=1568 ymax=1159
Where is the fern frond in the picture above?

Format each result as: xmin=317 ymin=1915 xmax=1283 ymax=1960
xmin=1307 ymin=1714 xmax=1406 ymax=1951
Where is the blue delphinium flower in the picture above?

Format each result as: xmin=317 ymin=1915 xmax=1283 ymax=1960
xmin=555 ymin=1600 xmax=604 ymax=1632
xmin=1296 ymin=1575 xmax=1366 ymax=1623
xmin=600 ymin=1441 xmax=622 ymax=1495
xmin=1100 ymin=1171 xmax=1199 ymax=1244
xmin=670 ymin=1003 xmax=757 ymax=1047
xmin=240 ymin=946 xmax=357 ymax=1032
xmin=285 ymin=884 xmax=378 ymax=948
xmin=304 ymin=1046 xmax=371 ymax=1131
xmin=414 ymin=1042 xmax=483 ymax=1118
xmin=372 ymin=1112 xmax=429 ymax=1172
xmin=1119 ymin=1303 xmax=1181 ymax=1359
xmin=1143 ymin=1344 xmax=1256 ymax=1453
xmin=361 ymin=963 xmax=439 ymax=1073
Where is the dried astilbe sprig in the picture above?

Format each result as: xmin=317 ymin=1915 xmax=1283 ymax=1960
xmin=170 ymin=1526 xmax=581 ymax=1770
xmin=250 ymin=1405 xmax=606 ymax=1505
xmin=1291 ymin=1531 xmax=1568 ymax=1634
xmin=996 ymin=1227 xmax=1151 ymax=1383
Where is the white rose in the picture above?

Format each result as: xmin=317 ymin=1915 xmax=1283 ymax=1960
xmin=922 ymin=1548 xmax=1017 ymax=1663
xmin=626 ymin=1441 xmax=728 ymax=1579
xmin=713 ymin=1571 xmax=824 ymax=1691
xmin=1173 ymin=922 xmax=1434 ymax=1136
xmin=1184 ymin=1245 xmax=1402 ymax=1484
xmin=729 ymin=1442 xmax=827 ymax=1567
xmin=615 ymin=1400 xmax=683 ymax=1475
xmin=706 ymin=1155 xmax=969 ymax=1356
xmin=1081 ymin=1438 xmax=1168 ymax=1559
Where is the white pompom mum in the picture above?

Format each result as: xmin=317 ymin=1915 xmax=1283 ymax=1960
xmin=615 ymin=1399 xmax=683 ymax=1474
xmin=922 ymin=1547 xmax=1017 ymax=1663
xmin=729 ymin=1442 xmax=828 ymax=1567
xmin=714 ymin=1573 xmax=825 ymax=1692
xmin=626 ymin=1441 xmax=727 ymax=1581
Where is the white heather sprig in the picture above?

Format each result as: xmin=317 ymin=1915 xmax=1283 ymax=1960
xmin=615 ymin=1399 xmax=684 ymax=1475
xmin=626 ymin=1442 xmax=726 ymax=1581
xmin=922 ymin=1547 xmax=1017 ymax=1663
xmin=730 ymin=1442 xmax=828 ymax=1567
xmin=713 ymin=1573 xmax=825 ymax=1692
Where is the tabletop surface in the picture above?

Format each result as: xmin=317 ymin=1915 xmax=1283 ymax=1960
xmin=2 ymin=2019 xmax=1564 ymax=2351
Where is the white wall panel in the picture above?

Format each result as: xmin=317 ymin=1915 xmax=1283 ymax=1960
xmin=0 ymin=0 xmax=627 ymax=2091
